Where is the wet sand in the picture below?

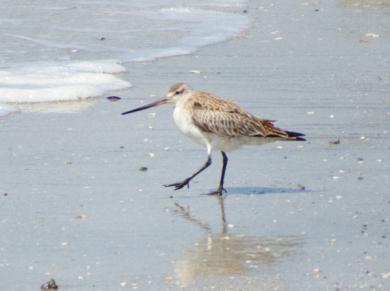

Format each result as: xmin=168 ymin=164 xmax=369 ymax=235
xmin=1 ymin=0 xmax=390 ymax=290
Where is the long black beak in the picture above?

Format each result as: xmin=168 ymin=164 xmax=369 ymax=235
xmin=122 ymin=98 xmax=168 ymax=115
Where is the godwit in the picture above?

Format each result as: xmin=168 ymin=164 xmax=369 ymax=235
xmin=121 ymin=83 xmax=305 ymax=195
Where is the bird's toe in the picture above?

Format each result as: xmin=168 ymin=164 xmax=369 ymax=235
xmin=206 ymin=187 xmax=227 ymax=196
xmin=164 ymin=180 xmax=190 ymax=190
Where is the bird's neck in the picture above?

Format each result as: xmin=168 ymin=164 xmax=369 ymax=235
xmin=173 ymin=92 xmax=193 ymax=109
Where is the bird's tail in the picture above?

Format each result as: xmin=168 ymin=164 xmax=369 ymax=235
xmin=285 ymin=130 xmax=306 ymax=141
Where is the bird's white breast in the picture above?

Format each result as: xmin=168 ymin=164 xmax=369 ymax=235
xmin=173 ymin=99 xmax=209 ymax=147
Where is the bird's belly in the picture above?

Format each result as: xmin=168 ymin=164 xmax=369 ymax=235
xmin=208 ymin=135 xmax=244 ymax=152
xmin=208 ymin=135 xmax=277 ymax=152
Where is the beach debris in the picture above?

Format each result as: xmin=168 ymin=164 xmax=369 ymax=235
xmin=361 ymin=224 xmax=368 ymax=235
xmin=312 ymin=268 xmax=321 ymax=278
xmin=189 ymin=70 xmax=201 ymax=74
xmin=329 ymin=138 xmax=340 ymax=145
xmin=41 ymin=278 xmax=58 ymax=290
xmin=100 ymin=36 xmax=106 ymax=41
xmin=139 ymin=166 xmax=148 ymax=172
xmin=242 ymin=9 xmax=248 ymax=13
xmin=297 ymin=184 xmax=306 ymax=190
xmin=3 ymin=193 xmax=8 ymax=196
xmin=365 ymin=32 xmax=379 ymax=38
xmin=357 ymin=176 xmax=364 ymax=180
xmin=64 ymin=160 xmax=72 ymax=165
xmin=382 ymin=272 xmax=390 ymax=279
xmin=75 ymin=213 xmax=88 ymax=220
xmin=106 ymin=96 xmax=122 ymax=102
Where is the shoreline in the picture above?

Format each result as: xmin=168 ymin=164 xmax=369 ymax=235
xmin=1 ymin=0 xmax=390 ymax=290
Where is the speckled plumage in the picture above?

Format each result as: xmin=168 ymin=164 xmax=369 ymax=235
xmin=186 ymin=90 xmax=289 ymax=138
xmin=122 ymin=83 xmax=305 ymax=195
xmin=167 ymin=83 xmax=305 ymax=154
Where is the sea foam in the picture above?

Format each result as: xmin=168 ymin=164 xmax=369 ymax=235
xmin=0 ymin=0 xmax=248 ymax=110
xmin=0 ymin=102 xmax=18 ymax=117
xmin=0 ymin=60 xmax=131 ymax=103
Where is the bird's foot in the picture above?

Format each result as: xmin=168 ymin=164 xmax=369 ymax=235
xmin=206 ymin=187 xmax=227 ymax=196
xmin=164 ymin=178 xmax=191 ymax=190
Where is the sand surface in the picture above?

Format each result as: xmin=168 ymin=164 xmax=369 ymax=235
xmin=1 ymin=0 xmax=390 ymax=290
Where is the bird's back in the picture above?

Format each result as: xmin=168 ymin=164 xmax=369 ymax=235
xmin=185 ymin=91 xmax=305 ymax=141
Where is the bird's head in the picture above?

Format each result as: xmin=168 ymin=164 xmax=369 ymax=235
xmin=121 ymin=83 xmax=191 ymax=115
xmin=165 ymin=83 xmax=192 ymax=100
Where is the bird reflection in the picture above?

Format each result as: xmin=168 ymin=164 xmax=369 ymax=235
xmin=170 ymin=196 xmax=303 ymax=288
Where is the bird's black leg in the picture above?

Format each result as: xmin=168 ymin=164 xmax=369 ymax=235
xmin=208 ymin=151 xmax=228 ymax=196
xmin=164 ymin=156 xmax=212 ymax=190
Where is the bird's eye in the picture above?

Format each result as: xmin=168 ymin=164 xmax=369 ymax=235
xmin=175 ymin=90 xmax=182 ymax=95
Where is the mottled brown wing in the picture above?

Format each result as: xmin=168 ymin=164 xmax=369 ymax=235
xmin=190 ymin=93 xmax=286 ymax=138
xmin=192 ymin=109 xmax=263 ymax=137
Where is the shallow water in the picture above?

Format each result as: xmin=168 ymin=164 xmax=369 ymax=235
xmin=0 ymin=0 xmax=248 ymax=114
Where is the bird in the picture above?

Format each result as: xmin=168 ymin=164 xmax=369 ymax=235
xmin=121 ymin=83 xmax=305 ymax=195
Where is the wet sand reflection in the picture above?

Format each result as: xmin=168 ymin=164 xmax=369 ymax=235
xmin=340 ymin=0 xmax=390 ymax=6
xmin=170 ymin=197 xmax=303 ymax=289
xmin=12 ymin=99 xmax=96 ymax=113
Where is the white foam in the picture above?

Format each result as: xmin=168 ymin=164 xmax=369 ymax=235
xmin=0 ymin=102 xmax=18 ymax=117
xmin=0 ymin=60 xmax=131 ymax=103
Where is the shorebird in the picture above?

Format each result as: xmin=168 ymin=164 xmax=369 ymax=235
xmin=121 ymin=83 xmax=305 ymax=195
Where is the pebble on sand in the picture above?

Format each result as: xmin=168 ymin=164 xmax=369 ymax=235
xmin=41 ymin=278 xmax=58 ymax=290
xmin=106 ymin=96 xmax=122 ymax=102
xmin=329 ymin=138 xmax=340 ymax=145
